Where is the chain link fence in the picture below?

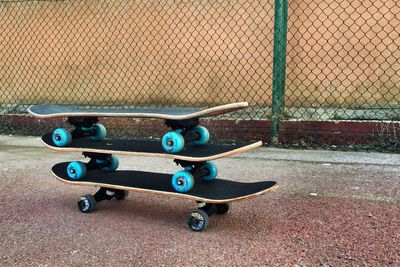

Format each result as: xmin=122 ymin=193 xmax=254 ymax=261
xmin=286 ymin=0 xmax=399 ymax=121
xmin=0 ymin=0 xmax=399 ymax=150
xmin=0 ymin=0 xmax=275 ymax=141
xmin=283 ymin=0 xmax=399 ymax=150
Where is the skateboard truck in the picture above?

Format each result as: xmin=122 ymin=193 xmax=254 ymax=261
xmin=66 ymin=154 xmax=217 ymax=194
xmin=78 ymin=187 xmax=129 ymax=213
xmin=77 ymin=187 xmax=229 ymax=232
xmin=165 ymin=118 xmax=206 ymax=143
xmin=165 ymin=118 xmax=200 ymax=132
xmin=82 ymin=152 xmax=119 ymax=172
xmin=51 ymin=117 xmax=107 ymax=147
xmin=174 ymin=159 xmax=211 ymax=179
xmin=162 ymin=118 xmax=210 ymax=154
xmin=65 ymin=152 xmax=119 ymax=180
xmin=68 ymin=117 xmax=99 ymax=138
xmin=93 ymin=187 xmax=128 ymax=202
xmin=171 ymin=159 xmax=218 ymax=192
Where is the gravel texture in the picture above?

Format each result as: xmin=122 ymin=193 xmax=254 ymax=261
xmin=0 ymin=135 xmax=399 ymax=266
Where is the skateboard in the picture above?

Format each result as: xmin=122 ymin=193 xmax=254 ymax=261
xmin=52 ymin=162 xmax=278 ymax=231
xmin=31 ymin=102 xmax=277 ymax=231
xmin=41 ymin=132 xmax=262 ymax=193
xmin=28 ymin=102 xmax=248 ymax=153
xmin=41 ymin=132 xmax=262 ymax=161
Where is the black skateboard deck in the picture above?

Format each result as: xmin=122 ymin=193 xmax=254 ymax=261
xmin=28 ymin=102 xmax=248 ymax=120
xmin=42 ymin=133 xmax=262 ymax=162
xmin=53 ymin=162 xmax=277 ymax=203
xmin=52 ymin=162 xmax=277 ymax=231
xmin=29 ymin=102 xmax=250 ymax=154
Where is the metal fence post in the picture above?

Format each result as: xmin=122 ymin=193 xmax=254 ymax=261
xmin=271 ymin=0 xmax=289 ymax=145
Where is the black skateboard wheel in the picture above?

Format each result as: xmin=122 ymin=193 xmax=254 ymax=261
xmin=187 ymin=209 xmax=209 ymax=232
xmin=216 ymin=203 xmax=230 ymax=215
xmin=77 ymin=194 xmax=96 ymax=213
xmin=114 ymin=190 xmax=129 ymax=200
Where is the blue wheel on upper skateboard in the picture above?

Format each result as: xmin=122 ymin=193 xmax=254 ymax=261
xmin=99 ymin=155 xmax=119 ymax=172
xmin=191 ymin=126 xmax=210 ymax=146
xmin=67 ymin=161 xmax=87 ymax=180
xmin=200 ymin=162 xmax=218 ymax=181
xmin=171 ymin=171 xmax=194 ymax=192
xmin=52 ymin=128 xmax=72 ymax=147
xmin=162 ymin=131 xmax=185 ymax=153
xmin=90 ymin=124 xmax=106 ymax=141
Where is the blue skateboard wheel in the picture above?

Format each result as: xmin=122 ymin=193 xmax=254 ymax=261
xmin=171 ymin=171 xmax=194 ymax=192
xmin=162 ymin=131 xmax=185 ymax=153
xmin=67 ymin=161 xmax=87 ymax=180
xmin=90 ymin=124 xmax=106 ymax=141
xmin=200 ymin=162 xmax=218 ymax=181
xmin=52 ymin=128 xmax=72 ymax=147
xmin=101 ymin=155 xmax=119 ymax=172
xmin=191 ymin=126 xmax=210 ymax=146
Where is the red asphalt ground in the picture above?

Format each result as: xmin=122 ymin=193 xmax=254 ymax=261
xmin=0 ymin=136 xmax=399 ymax=266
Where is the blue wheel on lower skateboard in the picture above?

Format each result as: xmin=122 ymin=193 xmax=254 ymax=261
xmin=191 ymin=126 xmax=210 ymax=146
xmin=52 ymin=128 xmax=72 ymax=147
xmin=162 ymin=131 xmax=185 ymax=153
xmin=171 ymin=171 xmax=194 ymax=192
xmin=90 ymin=124 xmax=106 ymax=141
xmin=67 ymin=161 xmax=87 ymax=180
xmin=97 ymin=155 xmax=119 ymax=172
xmin=200 ymin=162 xmax=218 ymax=181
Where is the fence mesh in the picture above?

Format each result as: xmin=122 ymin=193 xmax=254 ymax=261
xmin=0 ymin=0 xmax=274 ymax=141
xmin=283 ymin=0 xmax=399 ymax=150
xmin=286 ymin=0 xmax=399 ymax=121
xmin=0 ymin=0 xmax=399 ymax=150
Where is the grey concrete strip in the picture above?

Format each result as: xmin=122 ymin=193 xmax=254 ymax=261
xmin=0 ymin=134 xmax=43 ymax=147
xmin=242 ymin=145 xmax=400 ymax=166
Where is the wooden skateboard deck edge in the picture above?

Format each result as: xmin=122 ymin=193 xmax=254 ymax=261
xmin=51 ymin=170 xmax=279 ymax=204
xmin=28 ymin=102 xmax=249 ymax=120
xmin=42 ymin=138 xmax=263 ymax=162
